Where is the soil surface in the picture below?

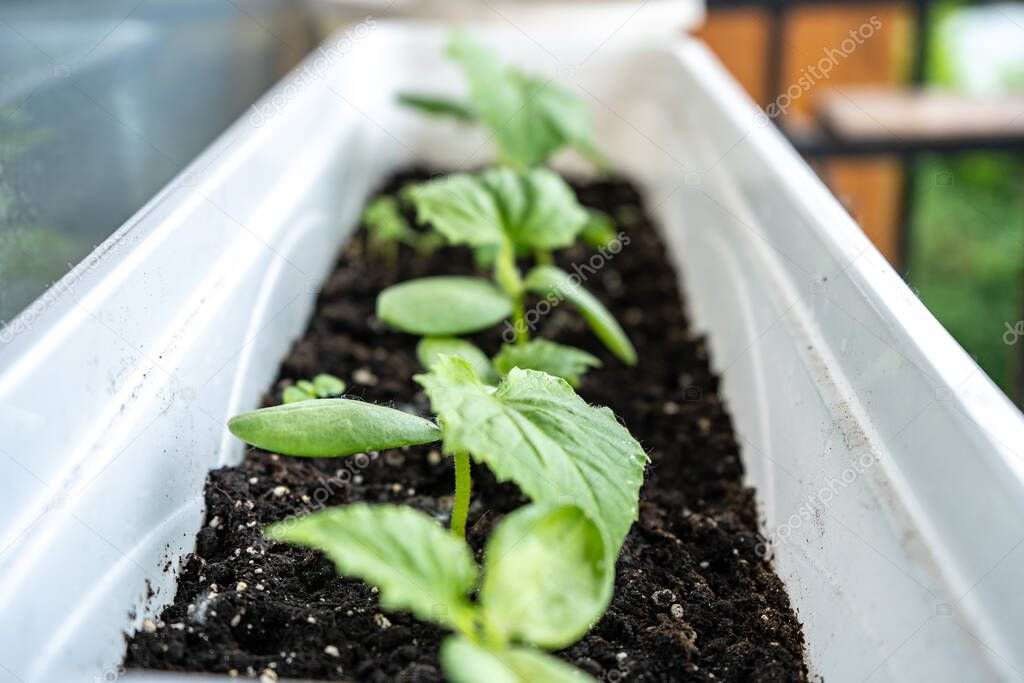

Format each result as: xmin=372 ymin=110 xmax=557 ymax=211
xmin=125 ymin=170 xmax=808 ymax=682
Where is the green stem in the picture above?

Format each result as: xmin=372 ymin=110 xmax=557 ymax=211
xmin=512 ymin=296 xmax=529 ymax=344
xmin=451 ymin=451 xmax=471 ymax=538
xmin=534 ymin=249 xmax=553 ymax=266
xmin=495 ymin=238 xmax=529 ymax=344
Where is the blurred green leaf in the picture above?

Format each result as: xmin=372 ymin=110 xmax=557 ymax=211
xmin=377 ymin=276 xmax=513 ymax=336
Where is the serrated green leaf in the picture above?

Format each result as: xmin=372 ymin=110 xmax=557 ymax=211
xmin=228 ymin=398 xmax=440 ymax=457
xmin=446 ymin=32 xmax=601 ymax=169
xmin=524 ymin=265 xmax=637 ymax=366
xmin=415 ymin=357 xmax=646 ymax=551
xmin=404 ymin=175 xmax=505 ymax=248
xmin=481 ymin=167 xmax=588 ymax=251
xmin=312 ymin=373 xmax=346 ymax=398
xmin=441 ymin=636 xmax=596 ymax=683
xmin=417 ymin=337 xmax=496 ymax=383
xmin=579 ymin=208 xmax=618 ymax=248
xmin=404 ymin=168 xmax=587 ymax=253
xmin=397 ymin=92 xmax=478 ymax=122
xmin=481 ymin=505 xmax=610 ymax=649
xmin=492 ymin=339 xmax=600 ymax=387
xmin=377 ymin=276 xmax=513 ymax=336
xmin=267 ymin=505 xmax=478 ymax=632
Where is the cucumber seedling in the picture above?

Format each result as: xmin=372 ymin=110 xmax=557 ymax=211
xmin=282 ymin=373 xmax=347 ymax=404
xmin=399 ymin=31 xmax=604 ymax=170
xmin=229 ymin=356 xmax=647 ymax=555
xmin=374 ymin=166 xmax=637 ymax=387
xmin=362 ymin=195 xmax=443 ymax=261
xmin=268 ymin=502 xmax=611 ymax=682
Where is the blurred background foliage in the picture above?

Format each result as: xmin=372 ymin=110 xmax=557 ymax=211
xmin=909 ymin=2 xmax=1024 ymax=397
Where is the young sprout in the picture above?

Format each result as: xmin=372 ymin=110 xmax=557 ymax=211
xmin=398 ymin=31 xmax=605 ymax=171
xmin=267 ymin=502 xmax=611 ymax=682
xmin=282 ymin=373 xmax=347 ymax=404
xmin=362 ymin=196 xmax=416 ymax=262
xmin=229 ymin=356 xmax=647 ymax=554
xmin=374 ymin=166 xmax=637 ymax=386
xmin=418 ymin=336 xmax=599 ymax=389
xmin=362 ymin=195 xmax=444 ymax=261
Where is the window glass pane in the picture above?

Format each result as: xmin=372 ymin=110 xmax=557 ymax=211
xmin=0 ymin=0 xmax=313 ymax=324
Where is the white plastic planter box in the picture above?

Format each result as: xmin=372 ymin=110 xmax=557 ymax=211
xmin=1 ymin=22 xmax=1022 ymax=683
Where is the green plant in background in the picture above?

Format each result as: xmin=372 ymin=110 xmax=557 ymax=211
xmin=398 ymin=32 xmax=604 ymax=170
xmin=909 ymin=153 xmax=1024 ymax=395
xmin=268 ymin=502 xmax=609 ymax=682
xmin=374 ymin=166 xmax=636 ymax=386
xmin=362 ymin=195 xmax=444 ymax=260
xmin=907 ymin=5 xmax=1024 ymax=401
xmin=0 ymin=109 xmax=73 ymax=324
xmin=282 ymin=373 xmax=347 ymax=404
xmin=229 ymin=356 xmax=646 ymax=549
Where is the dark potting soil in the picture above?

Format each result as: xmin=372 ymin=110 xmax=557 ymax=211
xmin=125 ymin=170 xmax=809 ymax=682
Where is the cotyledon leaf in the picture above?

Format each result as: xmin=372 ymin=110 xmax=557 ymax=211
xmin=524 ymin=265 xmax=637 ymax=366
xmin=376 ymin=276 xmax=513 ymax=336
xmin=228 ymin=398 xmax=440 ymax=457
xmin=396 ymin=92 xmax=478 ymax=122
xmin=415 ymin=357 xmax=646 ymax=552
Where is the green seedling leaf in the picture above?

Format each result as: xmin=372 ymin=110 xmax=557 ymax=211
xmin=228 ymin=398 xmax=440 ymax=457
xmin=579 ymin=208 xmax=618 ymax=248
xmin=363 ymin=196 xmax=417 ymax=246
xmin=313 ymin=373 xmax=347 ymax=398
xmin=377 ymin=276 xmax=513 ymax=336
xmin=447 ymin=32 xmax=603 ymax=169
xmin=404 ymin=175 xmax=505 ymax=248
xmin=480 ymin=505 xmax=610 ymax=649
xmin=397 ymin=92 xmax=478 ymax=122
xmin=524 ymin=265 xmax=637 ymax=366
xmin=481 ymin=167 xmax=588 ymax=251
xmin=492 ymin=339 xmax=600 ymax=387
xmin=417 ymin=337 xmax=496 ymax=383
xmin=416 ymin=357 xmax=646 ymax=551
xmin=267 ymin=505 xmax=478 ymax=632
xmin=282 ymin=385 xmax=313 ymax=404
xmin=296 ymin=379 xmax=315 ymax=394
xmin=441 ymin=636 xmax=596 ymax=683
xmin=405 ymin=168 xmax=587 ymax=253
